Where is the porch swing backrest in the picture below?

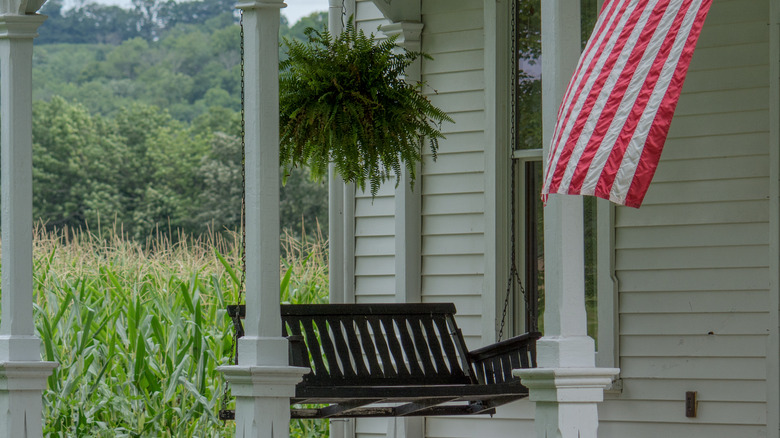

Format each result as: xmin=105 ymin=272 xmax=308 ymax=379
xmin=280 ymin=303 xmax=540 ymax=389
xmin=282 ymin=303 xmax=475 ymax=387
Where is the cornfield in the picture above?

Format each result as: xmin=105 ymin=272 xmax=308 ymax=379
xmin=25 ymin=226 xmax=329 ymax=437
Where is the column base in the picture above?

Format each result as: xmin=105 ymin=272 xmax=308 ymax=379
xmin=514 ymin=367 xmax=619 ymax=438
xmin=219 ymin=364 xmax=309 ymax=438
xmin=0 ymin=361 xmax=58 ymax=438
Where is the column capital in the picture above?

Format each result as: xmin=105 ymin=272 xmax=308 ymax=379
xmin=380 ymin=21 xmax=424 ymax=46
xmin=514 ymin=367 xmax=619 ymax=403
xmin=0 ymin=0 xmax=45 ymax=16
xmin=0 ymin=14 xmax=45 ymax=39
xmin=235 ymin=0 xmax=285 ymax=11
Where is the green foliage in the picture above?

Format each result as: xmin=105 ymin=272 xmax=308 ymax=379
xmin=32 ymin=228 xmax=330 ymax=437
xmin=279 ymin=23 xmax=453 ymax=196
xmin=31 ymin=97 xmax=327 ymax=241
xmin=30 ymin=10 xmax=330 ymax=241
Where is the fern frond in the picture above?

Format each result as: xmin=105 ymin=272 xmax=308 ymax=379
xmin=279 ymin=20 xmax=454 ymax=196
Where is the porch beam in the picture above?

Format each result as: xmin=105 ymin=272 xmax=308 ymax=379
xmin=219 ymin=1 xmax=307 ymax=436
xmin=0 ymin=12 xmax=58 ymax=438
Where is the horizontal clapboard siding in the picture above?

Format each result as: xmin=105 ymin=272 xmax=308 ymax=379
xmin=420 ymin=0 xmax=485 ymax=355
xmin=353 ymin=1 xmax=395 ymax=310
xmin=353 ymin=3 xmax=396 ymax=437
xmin=603 ymin=0 xmax=770 ymax=436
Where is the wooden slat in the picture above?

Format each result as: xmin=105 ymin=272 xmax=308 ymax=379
xmin=313 ymin=317 xmax=344 ymax=379
xmin=377 ymin=317 xmax=412 ymax=377
xmin=327 ymin=318 xmax=359 ymax=378
xmin=297 ymin=317 xmax=327 ymax=377
xmin=421 ymin=317 xmax=449 ymax=374
xmin=433 ymin=316 xmax=465 ymax=376
xmin=392 ymin=316 xmax=425 ymax=376
xmin=342 ymin=318 xmax=370 ymax=377
xmin=357 ymin=318 xmax=391 ymax=377
xmin=367 ymin=317 xmax=403 ymax=378
xmin=408 ymin=317 xmax=438 ymax=375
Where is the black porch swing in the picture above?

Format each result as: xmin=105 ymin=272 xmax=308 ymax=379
xmin=221 ymin=303 xmax=539 ymax=419
xmin=218 ymin=8 xmax=540 ymax=421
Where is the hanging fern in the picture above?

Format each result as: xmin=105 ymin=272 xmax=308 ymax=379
xmin=279 ymin=22 xmax=454 ymax=196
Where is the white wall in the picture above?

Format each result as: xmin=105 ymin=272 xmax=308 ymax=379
xmin=347 ymin=0 xmax=773 ymax=436
xmin=600 ymin=0 xmax=771 ymax=436
xmin=419 ymin=0 xmax=487 ymax=349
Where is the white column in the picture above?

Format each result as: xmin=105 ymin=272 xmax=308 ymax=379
xmin=515 ymin=1 xmax=617 ymax=436
xmin=219 ymin=1 xmax=307 ymax=436
xmin=0 ymin=13 xmax=58 ymax=438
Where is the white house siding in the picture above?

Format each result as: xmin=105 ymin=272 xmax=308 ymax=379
xmin=422 ymin=1 xmax=538 ymax=437
xmin=352 ymin=5 xmax=397 ymax=435
xmin=419 ymin=0 xmax=487 ymax=350
xmin=600 ymin=0 xmax=771 ymax=436
xmin=353 ymin=2 xmax=396 ymax=308
xmin=350 ymin=0 xmax=502 ymax=436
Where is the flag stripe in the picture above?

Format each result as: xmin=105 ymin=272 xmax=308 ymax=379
xmin=606 ymin=0 xmax=699 ymax=204
xmin=622 ymin=0 xmax=710 ymax=206
xmin=541 ymin=0 xmax=713 ymax=208
xmin=546 ymin=0 xmax=658 ymax=193
xmin=563 ymin=0 xmax=673 ymax=194
xmin=542 ymin=0 xmax=632 ymax=189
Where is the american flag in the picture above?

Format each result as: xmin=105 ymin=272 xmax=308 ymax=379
xmin=541 ymin=0 xmax=712 ymax=208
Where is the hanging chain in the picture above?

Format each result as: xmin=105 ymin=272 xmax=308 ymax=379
xmin=239 ymin=11 xmax=247 ymax=312
xmin=221 ymin=12 xmax=247 ymax=417
xmin=497 ymin=0 xmax=526 ymax=342
xmin=341 ymin=0 xmax=346 ymax=29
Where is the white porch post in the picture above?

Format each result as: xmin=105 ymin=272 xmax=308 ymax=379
xmin=514 ymin=1 xmax=618 ymax=437
xmin=0 ymin=8 xmax=58 ymax=438
xmin=219 ymin=1 xmax=307 ymax=436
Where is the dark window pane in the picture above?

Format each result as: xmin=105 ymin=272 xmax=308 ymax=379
xmin=515 ymin=0 xmax=542 ymax=150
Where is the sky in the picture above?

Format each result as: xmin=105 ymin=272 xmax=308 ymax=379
xmin=282 ymin=0 xmax=327 ymax=23
xmin=63 ymin=0 xmax=327 ymax=25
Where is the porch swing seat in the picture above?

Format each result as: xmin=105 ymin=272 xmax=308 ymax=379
xmin=226 ymin=303 xmax=540 ymax=418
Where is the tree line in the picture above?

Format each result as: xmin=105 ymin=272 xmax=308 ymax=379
xmin=30 ymin=0 xmax=328 ymax=240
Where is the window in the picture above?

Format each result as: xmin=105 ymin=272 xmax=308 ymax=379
xmin=509 ymin=0 xmax=605 ymax=350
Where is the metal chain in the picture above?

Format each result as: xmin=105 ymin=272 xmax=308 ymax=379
xmin=341 ymin=0 xmax=346 ymax=29
xmin=239 ymin=10 xmax=247 ymax=312
xmin=497 ymin=0 xmax=526 ymax=342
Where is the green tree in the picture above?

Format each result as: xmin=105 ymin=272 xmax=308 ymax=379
xmin=33 ymin=97 xmax=128 ymax=229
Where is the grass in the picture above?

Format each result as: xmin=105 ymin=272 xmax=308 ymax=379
xmin=25 ymin=225 xmax=329 ymax=437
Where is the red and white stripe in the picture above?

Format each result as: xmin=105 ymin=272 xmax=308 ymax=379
xmin=541 ymin=0 xmax=712 ymax=208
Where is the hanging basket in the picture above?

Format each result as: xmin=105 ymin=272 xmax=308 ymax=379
xmin=279 ymin=23 xmax=453 ymax=196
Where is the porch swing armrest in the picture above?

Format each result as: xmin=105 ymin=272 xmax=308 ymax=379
xmin=467 ymin=332 xmax=541 ymax=385
xmin=286 ymin=335 xmax=309 ymax=368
